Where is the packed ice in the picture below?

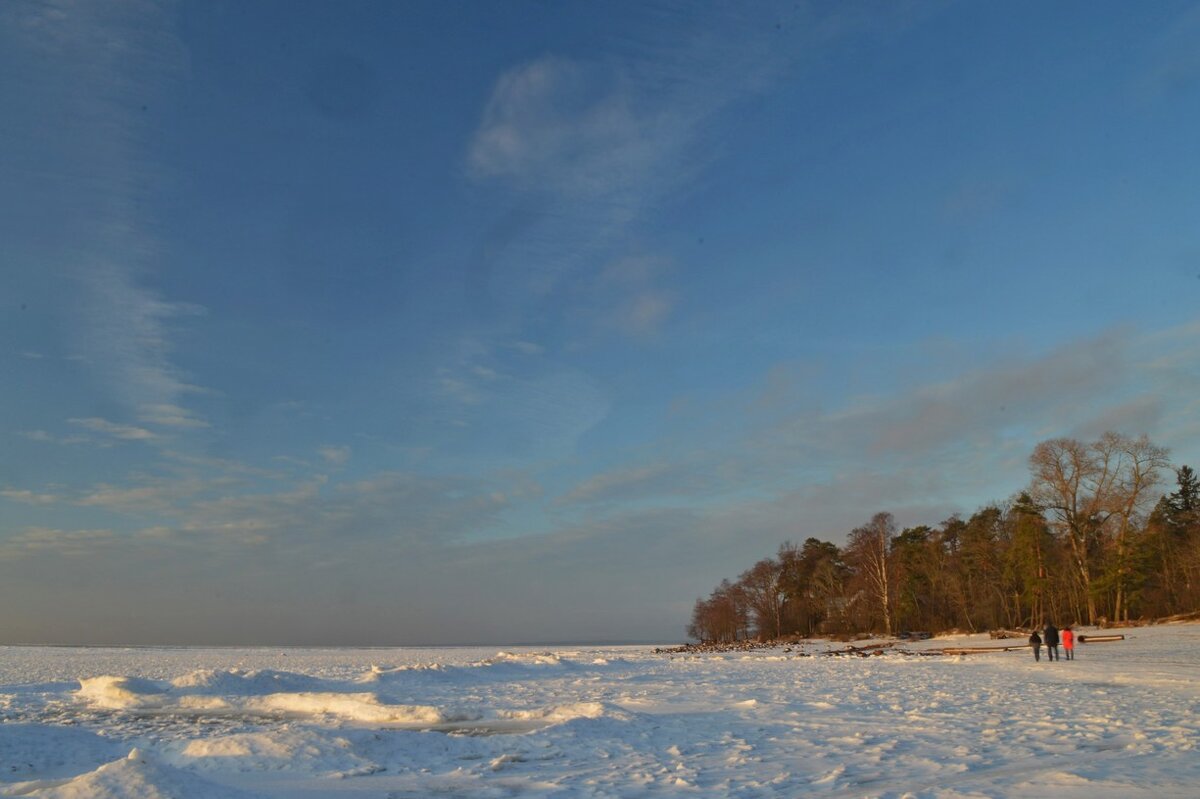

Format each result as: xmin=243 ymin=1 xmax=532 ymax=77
xmin=2 ymin=625 xmax=1199 ymax=797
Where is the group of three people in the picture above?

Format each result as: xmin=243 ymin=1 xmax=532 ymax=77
xmin=1029 ymin=623 xmax=1074 ymax=661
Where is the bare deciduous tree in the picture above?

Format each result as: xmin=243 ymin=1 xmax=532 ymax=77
xmin=845 ymin=512 xmax=894 ymax=636
xmin=1028 ymin=433 xmax=1168 ymax=624
xmin=739 ymin=558 xmax=785 ymax=641
xmin=1098 ymin=433 xmax=1169 ymax=622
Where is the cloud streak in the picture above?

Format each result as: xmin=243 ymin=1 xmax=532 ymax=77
xmin=318 ymin=446 xmax=352 ymax=467
xmin=0 ymin=489 xmax=61 ymax=506
xmin=555 ymin=324 xmax=1200 ymax=521
xmin=5 ymin=1 xmax=204 ymax=435
xmin=68 ymin=417 xmax=157 ymax=442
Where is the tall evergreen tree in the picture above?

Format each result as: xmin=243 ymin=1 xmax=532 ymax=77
xmin=1166 ymin=465 xmax=1199 ymax=529
xmin=1005 ymin=493 xmax=1054 ymax=627
xmin=891 ymin=526 xmax=937 ymax=631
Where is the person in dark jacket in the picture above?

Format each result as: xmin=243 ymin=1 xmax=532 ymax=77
xmin=1029 ymin=630 xmax=1042 ymax=662
xmin=1043 ymin=622 xmax=1060 ymax=661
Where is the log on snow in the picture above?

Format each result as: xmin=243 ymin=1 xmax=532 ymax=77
xmin=1155 ymin=610 xmax=1200 ymax=624
xmin=941 ymin=645 xmax=1024 ymax=655
xmin=1077 ymin=634 xmax=1125 ymax=643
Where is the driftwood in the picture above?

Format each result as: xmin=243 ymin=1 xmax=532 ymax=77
xmin=824 ymin=642 xmax=896 ymax=657
xmin=654 ymin=640 xmax=783 ymax=655
xmin=941 ymin=644 xmax=1027 ymax=655
xmin=1154 ymin=610 xmax=1200 ymax=624
xmin=988 ymin=629 xmax=1027 ymax=640
xmin=897 ymin=631 xmax=932 ymax=641
xmin=655 ymin=639 xmax=900 ymax=657
xmin=1077 ymin=634 xmax=1125 ymax=643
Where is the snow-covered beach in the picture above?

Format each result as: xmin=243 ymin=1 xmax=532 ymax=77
xmin=2 ymin=624 xmax=1198 ymax=798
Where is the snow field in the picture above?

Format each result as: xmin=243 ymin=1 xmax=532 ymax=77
xmin=1 ymin=628 xmax=1199 ymax=797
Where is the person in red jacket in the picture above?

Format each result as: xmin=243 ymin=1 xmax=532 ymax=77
xmin=1062 ymin=626 xmax=1075 ymax=661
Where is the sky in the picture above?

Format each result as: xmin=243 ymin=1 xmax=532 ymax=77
xmin=2 ymin=0 xmax=1200 ymax=646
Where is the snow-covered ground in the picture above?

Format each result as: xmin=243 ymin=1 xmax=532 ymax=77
xmin=2 ymin=625 xmax=1198 ymax=798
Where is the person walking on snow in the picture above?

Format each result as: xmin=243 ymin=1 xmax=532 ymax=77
xmin=1029 ymin=630 xmax=1042 ymax=662
xmin=1062 ymin=626 xmax=1075 ymax=661
xmin=1044 ymin=622 xmax=1060 ymax=661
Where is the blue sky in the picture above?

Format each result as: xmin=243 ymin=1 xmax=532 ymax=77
xmin=3 ymin=0 xmax=1200 ymax=645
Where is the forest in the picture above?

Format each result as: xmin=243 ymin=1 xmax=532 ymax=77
xmin=687 ymin=432 xmax=1200 ymax=642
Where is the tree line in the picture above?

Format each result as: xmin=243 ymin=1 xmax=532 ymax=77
xmin=687 ymin=433 xmax=1200 ymax=642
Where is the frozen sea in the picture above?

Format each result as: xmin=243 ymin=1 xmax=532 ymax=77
xmin=1 ymin=624 xmax=1198 ymax=797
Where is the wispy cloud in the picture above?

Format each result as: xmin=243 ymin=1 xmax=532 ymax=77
xmin=610 ymin=291 xmax=673 ymax=337
xmin=80 ymin=267 xmax=206 ymax=433
xmin=76 ymin=482 xmax=207 ymax=514
xmin=436 ymin=366 xmax=486 ymax=406
xmin=556 ymin=324 xmax=1200 ymax=517
xmin=470 ymin=56 xmax=672 ymax=205
xmin=165 ymin=471 xmax=513 ymax=553
xmin=139 ymin=403 xmax=210 ymax=430
xmin=467 ymin=3 xmax=799 ymax=210
xmin=820 ymin=330 xmax=1130 ymax=457
xmin=478 ymin=371 xmax=611 ymax=459
xmin=462 ymin=6 xmax=798 ymax=333
xmin=0 ymin=489 xmax=61 ymax=505
xmin=16 ymin=429 xmax=94 ymax=446
xmin=557 ymin=463 xmax=677 ymax=507
xmin=509 ymin=341 xmax=545 ymax=356
xmin=162 ymin=451 xmax=285 ymax=481
xmin=5 ymin=1 xmax=204 ymax=435
xmin=0 ymin=527 xmax=120 ymax=559
xmin=590 ymin=255 xmax=676 ymax=338
xmin=68 ymin=417 xmax=157 ymax=442
xmin=318 ymin=445 xmax=351 ymax=467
